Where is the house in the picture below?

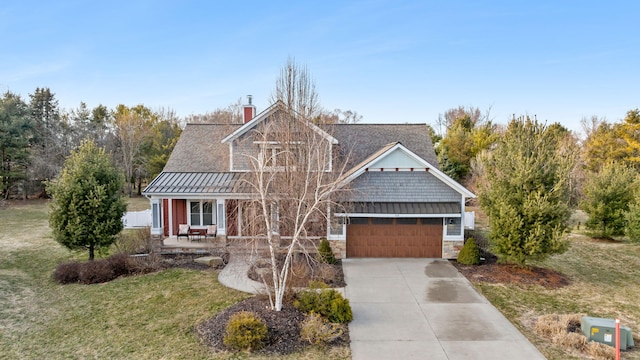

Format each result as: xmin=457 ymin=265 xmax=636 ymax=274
xmin=142 ymin=98 xmax=475 ymax=258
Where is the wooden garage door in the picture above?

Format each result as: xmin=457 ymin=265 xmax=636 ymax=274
xmin=346 ymin=218 xmax=443 ymax=258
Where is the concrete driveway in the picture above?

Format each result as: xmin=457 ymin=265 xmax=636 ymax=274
xmin=342 ymin=258 xmax=546 ymax=360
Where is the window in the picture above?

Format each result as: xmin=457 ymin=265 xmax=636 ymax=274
xmin=397 ymin=218 xmax=418 ymax=225
xmin=152 ymin=202 xmax=160 ymax=229
xmin=350 ymin=217 xmax=368 ymax=225
xmin=371 ymin=218 xmax=393 ymax=225
xmin=257 ymin=142 xmax=303 ymax=170
xmin=445 ymin=217 xmax=462 ymax=236
xmin=189 ymin=200 xmax=216 ymax=226
xmin=330 ymin=217 xmax=345 ymax=235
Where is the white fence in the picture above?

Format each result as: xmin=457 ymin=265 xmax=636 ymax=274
xmin=122 ymin=209 xmax=152 ymax=229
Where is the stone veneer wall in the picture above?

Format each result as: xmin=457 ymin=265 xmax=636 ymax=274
xmin=150 ymin=234 xmax=164 ymax=253
xmin=328 ymin=240 xmax=346 ymax=259
xmin=442 ymin=240 xmax=463 ymax=259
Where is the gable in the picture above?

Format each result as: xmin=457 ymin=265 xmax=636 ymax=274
xmin=341 ymin=143 xmax=475 ymax=199
xmin=368 ymin=147 xmax=426 ymax=170
xmin=328 ymin=124 xmax=438 ymax=169
xmin=222 ymin=101 xmax=337 ymax=145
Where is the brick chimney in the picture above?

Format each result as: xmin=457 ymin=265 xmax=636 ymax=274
xmin=243 ymin=95 xmax=256 ymax=123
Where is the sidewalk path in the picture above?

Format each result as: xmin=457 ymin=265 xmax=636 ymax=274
xmin=217 ymin=250 xmax=265 ymax=294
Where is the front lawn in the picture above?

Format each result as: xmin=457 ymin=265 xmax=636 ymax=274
xmin=0 ymin=201 xmax=349 ymax=359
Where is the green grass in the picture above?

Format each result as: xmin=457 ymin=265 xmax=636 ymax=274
xmin=0 ymin=201 xmax=350 ymax=359
xmin=473 ymin=233 xmax=640 ymax=360
xmin=127 ymin=195 xmax=152 ymax=211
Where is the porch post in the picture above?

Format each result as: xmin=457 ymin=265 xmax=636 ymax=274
xmin=237 ymin=201 xmax=243 ymax=237
xmin=168 ymin=198 xmax=174 ymax=237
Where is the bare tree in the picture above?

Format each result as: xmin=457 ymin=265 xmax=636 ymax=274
xmin=238 ymin=109 xmax=349 ymax=311
xmin=270 ymin=57 xmax=320 ymax=120
xmin=113 ymin=105 xmax=154 ymax=197
xmin=318 ymin=108 xmax=363 ymax=124
xmin=184 ymin=98 xmax=244 ymax=124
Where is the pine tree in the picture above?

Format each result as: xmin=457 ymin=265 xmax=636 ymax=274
xmin=48 ymin=139 xmax=127 ymax=260
xmin=0 ymin=91 xmax=33 ymax=199
xmin=580 ymin=161 xmax=638 ymax=237
xmin=476 ymin=117 xmax=574 ymax=265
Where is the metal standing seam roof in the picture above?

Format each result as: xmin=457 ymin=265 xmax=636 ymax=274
xmin=345 ymin=202 xmax=461 ymax=214
xmin=143 ymin=172 xmax=252 ymax=194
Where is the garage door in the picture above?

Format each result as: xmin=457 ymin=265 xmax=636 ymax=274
xmin=346 ymin=218 xmax=443 ymax=258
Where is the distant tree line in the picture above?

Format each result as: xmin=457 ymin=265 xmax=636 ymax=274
xmin=0 ymin=88 xmax=183 ymax=199
xmin=0 ymin=86 xmax=363 ymax=200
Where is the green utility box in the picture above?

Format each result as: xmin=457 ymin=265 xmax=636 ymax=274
xmin=581 ymin=316 xmax=634 ymax=350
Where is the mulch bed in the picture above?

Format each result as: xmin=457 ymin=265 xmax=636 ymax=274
xmin=451 ymin=255 xmax=570 ymax=289
xmin=196 ymin=296 xmax=350 ymax=355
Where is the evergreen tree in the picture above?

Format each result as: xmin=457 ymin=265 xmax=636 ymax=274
xmin=579 ymin=161 xmax=638 ymax=237
xmin=29 ymin=87 xmax=64 ymax=181
xmin=0 ymin=91 xmax=33 ymax=199
xmin=476 ymin=117 xmax=574 ymax=265
xmin=48 ymin=139 xmax=127 ymax=260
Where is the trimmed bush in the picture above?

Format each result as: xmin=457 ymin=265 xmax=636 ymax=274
xmin=223 ymin=311 xmax=268 ymax=352
xmin=294 ymin=289 xmax=353 ymax=323
xmin=300 ymin=312 xmax=344 ymax=346
xmin=457 ymin=237 xmax=480 ymax=265
xmin=53 ymin=261 xmax=82 ymax=284
xmin=79 ymin=259 xmax=115 ymax=284
xmin=107 ymin=252 xmax=131 ymax=278
xmin=317 ymin=239 xmax=337 ymax=265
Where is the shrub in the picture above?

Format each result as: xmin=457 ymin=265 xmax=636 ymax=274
xmin=107 ymin=253 xmax=131 ymax=278
xmin=53 ymin=261 xmax=82 ymax=284
xmin=78 ymin=259 xmax=115 ymax=284
xmin=294 ymin=289 xmax=353 ymax=323
xmin=457 ymin=238 xmax=480 ymax=265
xmin=317 ymin=239 xmax=337 ymax=264
xmin=300 ymin=312 xmax=344 ymax=346
xmin=312 ymin=263 xmax=338 ymax=285
xmin=223 ymin=311 xmax=268 ymax=352
xmin=113 ymin=227 xmax=151 ymax=254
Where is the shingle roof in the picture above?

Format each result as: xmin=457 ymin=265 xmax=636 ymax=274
xmin=144 ymin=121 xmax=440 ymax=196
xmin=327 ymin=124 xmax=439 ymax=169
xmin=162 ymin=123 xmax=240 ymax=172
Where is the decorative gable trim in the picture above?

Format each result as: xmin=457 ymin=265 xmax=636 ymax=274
xmin=342 ymin=142 xmax=476 ymax=198
xmin=221 ymin=101 xmax=338 ymax=145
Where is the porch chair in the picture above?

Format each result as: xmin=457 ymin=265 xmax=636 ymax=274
xmin=206 ymin=225 xmax=217 ymax=239
xmin=177 ymin=224 xmax=190 ymax=241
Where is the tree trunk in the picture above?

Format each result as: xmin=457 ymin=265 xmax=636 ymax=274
xmin=89 ymin=244 xmax=95 ymax=260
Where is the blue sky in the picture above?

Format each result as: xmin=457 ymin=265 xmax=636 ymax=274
xmin=1 ymin=0 xmax=638 ymax=134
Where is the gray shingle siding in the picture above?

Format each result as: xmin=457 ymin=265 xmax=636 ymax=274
xmin=345 ymin=172 xmax=461 ymax=203
xmin=232 ymin=134 xmax=258 ymax=171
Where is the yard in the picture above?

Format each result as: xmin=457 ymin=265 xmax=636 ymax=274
xmin=0 ymin=200 xmax=349 ymax=359
xmin=465 ymin=230 xmax=640 ymax=359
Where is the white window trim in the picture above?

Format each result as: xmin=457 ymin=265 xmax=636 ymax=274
xmin=187 ymin=200 xmax=217 ymax=228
